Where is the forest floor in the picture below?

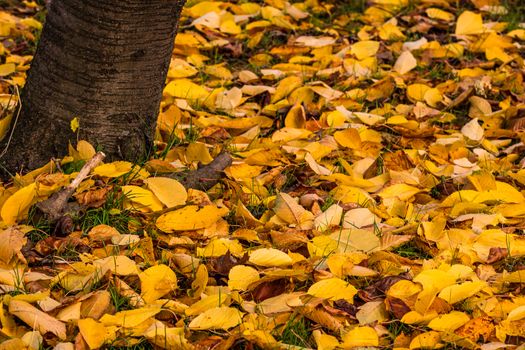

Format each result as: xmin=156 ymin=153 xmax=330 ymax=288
xmin=1 ymin=0 xmax=525 ymax=349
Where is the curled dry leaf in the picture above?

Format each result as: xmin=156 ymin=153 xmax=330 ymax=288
xmin=9 ymin=300 xmax=66 ymax=339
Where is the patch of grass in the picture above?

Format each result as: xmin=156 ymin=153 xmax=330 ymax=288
xmin=108 ymin=283 xmax=133 ymax=312
xmin=278 ymin=315 xmax=313 ymax=348
xmin=153 ymin=131 xmax=182 ymax=161
xmin=78 ymin=187 xmax=139 ymax=235
xmin=393 ymin=242 xmax=432 ymax=260
xmin=104 ymin=338 xmax=154 ymax=350
xmin=387 ymin=320 xmax=414 ymax=340
xmin=61 ymin=160 xmax=86 ymax=174
xmin=320 ymin=194 xmax=336 ymax=211
xmin=495 ymin=0 xmax=525 ymax=31
xmin=26 ymin=207 xmax=51 ymax=242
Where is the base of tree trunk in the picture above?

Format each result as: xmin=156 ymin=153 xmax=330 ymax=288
xmin=0 ymin=0 xmax=186 ymax=176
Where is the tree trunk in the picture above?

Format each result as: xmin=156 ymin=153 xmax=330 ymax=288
xmin=1 ymin=0 xmax=186 ymax=174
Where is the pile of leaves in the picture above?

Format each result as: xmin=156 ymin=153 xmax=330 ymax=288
xmin=1 ymin=0 xmax=525 ymax=348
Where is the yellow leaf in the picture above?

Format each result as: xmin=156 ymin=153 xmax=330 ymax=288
xmin=100 ymin=307 xmax=161 ymax=328
xmin=1 ymin=183 xmax=36 ymax=225
xmin=330 ymin=229 xmax=380 ymax=253
xmin=144 ymin=177 xmax=187 ymax=208
xmin=70 ymin=117 xmax=79 ymax=132
xmin=413 ymin=269 xmax=456 ymax=291
xmin=461 ymin=118 xmax=484 ymax=141
xmin=455 ymin=11 xmax=484 ymax=35
xmin=351 ymin=41 xmax=380 ymax=60
xmin=273 ymin=192 xmax=314 ymax=229
xmin=156 ymin=205 xmax=229 ymax=232
xmin=507 ymin=305 xmax=525 ymax=321
xmin=407 ymin=83 xmax=431 ymax=102
xmin=485 ymin=46 xmax=512 ymax=63
xmin=271 ymin=76 xmax=302 ymax=103
xmin=93 ymin=161 xmax=133 ymax=177
xmin=167 ymin=58 xmax=198 ymax=78
xmin=145 ymin=326 xmax=190 ymax=350
xmin=401 ymin=311 xmax=438 ymax=324
xmin=20 ymin=18 xmax=42 ymax=30
xmin=186 ymin=142 xmax=213 ymax=164
xmin=78 ymin=318 xmax=107 ymax=349
xmin=378 ymin=183 xmax=421 ymax=201
xmin=409 ymin=331 xmax=440 ymax=349
xmin=0 ymin=113 xmax=13 ymax=143
xmin=94 ymin=256 xmax=139 ymax=276
xmin=284 ymin=103 xmax=306 ymax=128
xmin=313 ymin=330 xmax=340 ymax=350
xmin=378 ymin=22 xmax=406 ymax=41
xmin=215 ymin=87 xmax=243 ymax=110
xmin=228 ymin=265 xmax=260 ymax=291
xmin=387 ymin=280 xmax=422 ymax=299
xmin=122 ymin=185 xmax=163 ymax=212
xmin=163 ymin=79 xmax=210 ymax=100
xmin=424 ymin=88 xmax=442 ymax=107
xmin=428 ymin=311 xmax=470 ymax=331
xmin=249 ymin=248 xmax=293 ymax=267
xmin=352 ymin=112 xmax=384 ymax=126
xmin=331 ymin=185 xmax=373 ymax=205
xmin=191 ymin=264 xmax=208 ymax=297
xmin=185 ymin=294 xmax=230 ymax=316
xmin=342 ymin=326 xmax=379 ymax=347
xmin=197 ymin=238 xmax=244 ymax=257
xmin=139 ymin=264 xmax=178 ymax=303
xmin=426 ymin=8 xmax=454 ymax=21
xmin=188 ymin=306 xmax=243 ymax=330
xmin=314 ymin=204 xmax=343 ymax=231
xmin=334 ymin=128 xmax=361 ymax=150
xmin=438 ymin=281 xmax=487 ymax=304
xmin=308 ymin=235 xmax=338 ymax=258
xmin=394 ymin=51 xmax=417 ymax=74
xmin=307 ymin=277 xmax=357 ymax=302
xmin=220 ymin=19 xmax=241 ymax=34
xmin=0 ymin=63 xmax=15 ymax=77
xmin=76 ymin=140 xmax=96 ymax=160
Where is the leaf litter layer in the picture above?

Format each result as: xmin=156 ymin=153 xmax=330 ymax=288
xmin=1 ymin=0 xmax=525 ymax=349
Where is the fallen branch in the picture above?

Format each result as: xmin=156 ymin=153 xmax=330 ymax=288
xmin=36 ymin=152 xmax=105 ymax=223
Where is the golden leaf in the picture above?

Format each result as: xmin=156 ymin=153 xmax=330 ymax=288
xmin=144 ymin=177 xmax=187 ymax=208
xmin=139 ymin=264 xmax=178 ymax=303
xmin=188 ymin=306 xmax=243 ymax=330
xmin=156 ymin=205 xmax=229 ymax=232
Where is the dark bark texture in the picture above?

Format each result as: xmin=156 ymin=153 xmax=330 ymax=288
xmin=1 ymin=0 xmax=186 ymax=174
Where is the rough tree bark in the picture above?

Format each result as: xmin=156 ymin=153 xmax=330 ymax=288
xmin=0 ymin=0 xmax=186 ymax=174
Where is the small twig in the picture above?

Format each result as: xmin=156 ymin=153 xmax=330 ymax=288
xmin=444 ymin=86 xmax=474 ymax=111
xmin=36 ymin=152 xmax=105 ymax=222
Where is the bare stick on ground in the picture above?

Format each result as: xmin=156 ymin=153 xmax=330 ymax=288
xmin=36 ymin=152 xmax=105 ymax=223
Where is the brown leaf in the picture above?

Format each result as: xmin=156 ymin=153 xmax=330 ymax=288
xmin=9 ymin=300 xmax=66 ymax=339
xmin=385 ymin=297 xmax=411 ymax=319
xmin=298 ymin=304 xmax=344 ymax=333
xmin=455 ymin=316 xmax=495 ymax=342
xmin=0 ymin=227 xmax=27 ymax=264
xmin=486 ymin=247 xmax=508 ymax=264
xmin=80 ymin=290 xmax=112 ymax=320
xmin=252 ymin=280 xmax=288 ymax=302
xmin=75 ymin=186 xmax=111 ymax=208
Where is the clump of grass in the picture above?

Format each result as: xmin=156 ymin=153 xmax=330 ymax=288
xmin=78 ymin=186 xmax=140 ymax=235
xmin=278 ymin=315 xmax=314 ymax=348
xmin=393 ymin=241 xmax=432 ymax=260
